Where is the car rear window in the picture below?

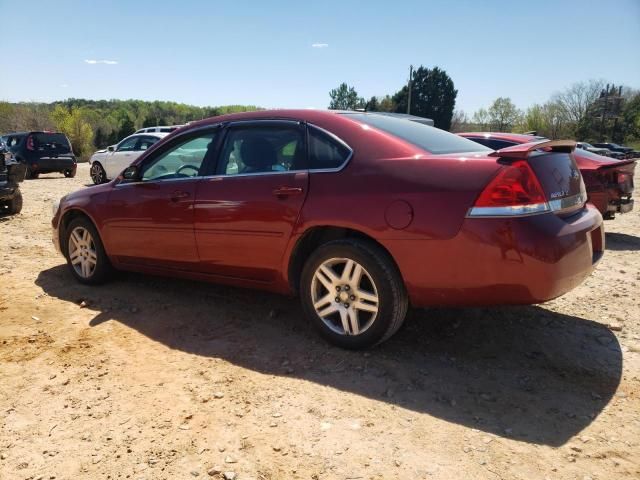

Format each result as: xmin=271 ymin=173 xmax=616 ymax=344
xmin=34 ymin=133 xmax=70 ymax=149
xmin=343 ymin=113 xmax=492 ymax=155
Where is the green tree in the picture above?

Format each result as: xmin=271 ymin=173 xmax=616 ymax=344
xmin=366 ymin=96 xmax=379 ymax=111
xmin=328 ymin=83 xmax=362 ymax=110
xmin=621 ymin=93 xmax=640 ymax=142
xmin=50 ymin=105 xmax=94 ymax=160
xmin=118 ymin=116 xmax=135 ymax=139
xmin=488 ymin=97 xmax=520 ymax=132
xmin=378 ymin=95 xmax=396 ymax=112
xmin=392 ymin=66 xmax=457 ymax=129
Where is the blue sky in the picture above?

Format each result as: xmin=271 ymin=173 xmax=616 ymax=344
xmin=1 ymin=0 xmax=638 ymax=114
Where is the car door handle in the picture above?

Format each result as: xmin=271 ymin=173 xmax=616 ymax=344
xmin=272 ymin=186 xmax=303 ymax=198
xmin=170 ymin=190 xmax=190 ymax=202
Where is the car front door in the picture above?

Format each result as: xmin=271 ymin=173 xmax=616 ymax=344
xmin=105 ymin=136 xmax=140 ymax=179
xmin=193 ymin=120 xmax=308 ymax=283
xmin=102 ymin=128 xmax=219 ymax=269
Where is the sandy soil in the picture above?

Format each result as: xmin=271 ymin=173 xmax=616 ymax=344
xmin=1 ymin=163 xmax=639 ymax=480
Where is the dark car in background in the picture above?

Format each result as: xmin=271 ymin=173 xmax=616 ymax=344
xmin=0 ymin=138 xmax=26 ymax=215
xmin=1 ymin=131 xmax=77 ymax=179
xmin=459 ymin=132 xmax=636 ymax=219
xmin=576 ymin=142 xmax=612 ymax=157
xmin=592 ymin=143 xmax=640 ymax=159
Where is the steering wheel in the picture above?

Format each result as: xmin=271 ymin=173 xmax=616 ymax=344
xmin=175 ymin=164 xmax=199 ymax=176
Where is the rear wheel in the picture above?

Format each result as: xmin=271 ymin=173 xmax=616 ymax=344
xmin=300 ymin=239 xmax=408 ymax=349
xmin=64 ymin=169 xmax=76 ymax=178
xmin=90 ymin=162 xmax=107 ymax=184
xmin=26 ymin=168 xmax=39 ymax=179
xmin=64 ymin=217 xmax=113 ymax=285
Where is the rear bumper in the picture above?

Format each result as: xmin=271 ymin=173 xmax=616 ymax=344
xmin=29 ymin=157 xmax=77 ymax=173
xmin=386 ymin=205 xmax=604 ymax=307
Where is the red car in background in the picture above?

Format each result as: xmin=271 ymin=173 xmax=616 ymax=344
xmin=459 ymin=132 xmax=636 ymax=219
xmin=52 ymin=111 xmax=603 ymax=348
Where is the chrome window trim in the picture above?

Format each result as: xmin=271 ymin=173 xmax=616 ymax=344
xmin=114 ymin=176 xmax=200 ymax=187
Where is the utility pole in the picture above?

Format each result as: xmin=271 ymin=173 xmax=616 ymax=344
xmin=407 ymin=65 xmax=413 ymax=115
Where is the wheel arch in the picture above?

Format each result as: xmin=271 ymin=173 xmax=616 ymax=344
xmin=58 ymin=208 xmax=101 ymax=257
xmin=287 ymin=225 xmax=403 ymax=295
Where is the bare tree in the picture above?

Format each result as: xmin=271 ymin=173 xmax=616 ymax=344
xmin=553 ymin=79 xmax=605 ymax=125
xmin=472 ymin=108 xmax=489 ymax=130
xmin=449 ymin=109 xmax=469 ymax=132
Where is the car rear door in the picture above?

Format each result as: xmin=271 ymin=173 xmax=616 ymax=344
xmin=193 ymin=120 xmax=308 ymax=283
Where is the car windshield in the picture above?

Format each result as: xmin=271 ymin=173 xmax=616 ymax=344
xmin=343 ymin=113 xmax=492 ymax=155
xmin=576 ymin=148 xmax=614 ymax=160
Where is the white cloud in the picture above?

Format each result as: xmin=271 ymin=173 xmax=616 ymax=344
xmin=311 ymin=43 xmax=328 ymax=48
xmin=84 ymin=59 xmax=118 ymax=65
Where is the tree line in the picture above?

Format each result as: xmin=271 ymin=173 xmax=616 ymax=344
xmin=329 ymin=72 xmax=640 ymax=145
xmin=453 ymin=81 xmax=640 ymax=144
xmin=0 ymin=99 xmax=260 ymax=159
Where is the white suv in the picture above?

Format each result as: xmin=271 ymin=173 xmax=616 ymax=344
xmin=89 ymin=133 xmax=168 ymax=184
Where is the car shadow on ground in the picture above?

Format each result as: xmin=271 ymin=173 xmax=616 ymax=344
xmin=36 ymin=265 xmax=622 ymax=447
xmin=605 ymin=232 xmax=640 ymax=251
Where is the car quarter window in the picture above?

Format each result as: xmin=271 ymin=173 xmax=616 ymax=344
xmin=117 ymin=137 xmax=139 ymax=152
xmin=216 ymin=124 xmax=305 ymax=175
xmin=308 ymin=127 xmax=351 ymax=170
xmin=141 ymin=131 xmax=217 ymax=181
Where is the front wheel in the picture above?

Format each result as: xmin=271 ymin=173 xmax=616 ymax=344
xmin=90 ymin=162 xmax=107 ymax=184
xmin=64 ymin=169 xmax=76 ymax=178
xmin=64 ymin=217 xmax=113 ymax=284
xmin=26 ymin=168 xmax=39 ymax=179
xmin=300 ymin=239 xmax=408 ymax=349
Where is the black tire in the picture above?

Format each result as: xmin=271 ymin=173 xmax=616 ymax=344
xmin=300 ymin=239 xmax=408 ymax=349
xmin=90 ymin=162 xmax=107 ymax=184
xmin=6 ymin=189 xmax=23 ymax=215
xmin=64 ymin=169 xmax=76 ymax=178
xmin=26 ymin=168 xmax=39 ymax=179
xmin=64 ymin=216 xmax=113 ymax=285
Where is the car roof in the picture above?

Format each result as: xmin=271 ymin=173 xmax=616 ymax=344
xmin=123 ymin=132 xmax=169 ymax=140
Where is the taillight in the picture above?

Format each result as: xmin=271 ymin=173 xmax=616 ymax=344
xmin=468 ymin=161 xmax=550 ymax=217
xmin=26 ymin=135 xmax=34 ymax=151
xmin=618 ymin=173 xmax=630 ymax=185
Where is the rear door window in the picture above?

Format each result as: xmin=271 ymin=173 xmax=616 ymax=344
xmin=216 ymin=124 xmax=305 ymax=175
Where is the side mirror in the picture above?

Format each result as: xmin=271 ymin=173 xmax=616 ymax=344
xmin=108 ymin=146 xmax=115 ymax=152
xmin=122 ymin=165 xmax=140 ymax=181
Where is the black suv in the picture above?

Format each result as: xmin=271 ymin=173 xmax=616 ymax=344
xmin=1 ymin=131 xmax=77 ymax=179
xmin=0 ymin=138 xmax=26 ymax=215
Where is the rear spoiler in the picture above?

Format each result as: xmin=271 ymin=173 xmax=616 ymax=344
xmin=489 ymin=140 xmax=576 ymax=159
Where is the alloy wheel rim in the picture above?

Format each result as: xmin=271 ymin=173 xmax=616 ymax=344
xmin=68 ymin=226 xmax=97 ymax=278
xmin=91 ymin=164 xmax=103 ymax=184
xmin=311 ymin=257 xmax=379 ymax=336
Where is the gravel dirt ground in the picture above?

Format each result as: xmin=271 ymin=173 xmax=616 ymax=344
xmin=1 ymin=163 xmax=639 ymax=480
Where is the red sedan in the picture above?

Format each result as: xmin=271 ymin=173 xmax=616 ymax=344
xmin=52 ymin=111 xmax=603 ymax=348
xmin=459 ymin=132 xmax=636 ymax=219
